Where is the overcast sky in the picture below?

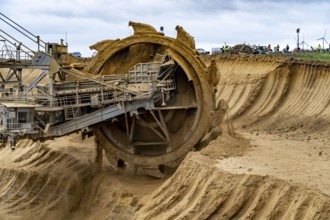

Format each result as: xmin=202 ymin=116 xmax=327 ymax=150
xmin=1 ymin=0 xmax=330 ymax=56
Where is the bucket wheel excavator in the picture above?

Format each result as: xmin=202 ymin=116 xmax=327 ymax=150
xmin=0 ymin=21 xmax=228 ymax=175
xmin=87 ymin=22 xmax=228 ymax=173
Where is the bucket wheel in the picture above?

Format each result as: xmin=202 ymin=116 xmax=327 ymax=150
xmin=86 ymin=22 xmax=215 ymax=173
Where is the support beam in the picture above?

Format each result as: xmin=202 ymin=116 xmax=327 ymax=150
xmin=24 ymin=70 xmax=48 ymax=93
xmin=46 ymin=100 xmax=148 ymax=137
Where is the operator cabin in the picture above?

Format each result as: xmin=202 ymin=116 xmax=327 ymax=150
xmin=0 ymin=102 xmax=40 ymax=138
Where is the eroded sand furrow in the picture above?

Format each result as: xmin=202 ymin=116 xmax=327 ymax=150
xmin=0 ymin=140 xmax=94 ymax=219
xmin=289 ymin=72 xmax=320 ymax=116
xmin=236 ymin=69 xmax=290 ymax=126
xmin=135 ymin=153 xmax=330 ymax=219
xmin=282 ymin=66 xmax=330 ymax=117
xmin=213 ymin=57 xmax=286 ymax=122
xmin=214 ymin=56 xmax=330 ymax=135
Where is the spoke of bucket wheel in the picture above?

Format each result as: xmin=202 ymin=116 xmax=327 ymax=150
xmin=158 ymin=109 xmax=172 ymax=152
xmin=129 ymin=116 xmax=136 ymax=142
xmin=136 ymin=115 xmax=167 ymax=142
xmin=124 ymin=110 xmax=129 ymax=139
xmin=150 ymin=110 xmax=170 ymax=143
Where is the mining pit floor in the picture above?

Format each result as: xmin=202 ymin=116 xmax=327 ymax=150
xmin=0 ymin=54 xmax=329 ymax=219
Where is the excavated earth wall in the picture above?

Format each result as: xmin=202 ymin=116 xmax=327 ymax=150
xmin=0 ymin=54 xmax=329 ymax=219
xmin=212 ymin=55 xmax=330 ymax=133
xmin=210 ymin=55 xmax=330 ymax=196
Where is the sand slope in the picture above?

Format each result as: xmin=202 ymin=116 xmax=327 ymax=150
xmin=213 ymin=55 xmax=330 ymax=134
xmin=0 ymin=55 xmax=329 ymax=219
xmin=0 ymin=137 xmax=94 ymax=219
xmin=135 ymin=153 xmax=330 ymax=220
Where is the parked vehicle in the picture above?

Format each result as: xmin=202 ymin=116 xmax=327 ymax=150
xmin=253 ymin=46 xmax=272 ymax=54
xmin=71 ymin=52 xmax=82 ymax=58
xmin=196 ymin=48 xmax=210 ymax=55
xmin=212 ymin=47 xmax=222 ymax=55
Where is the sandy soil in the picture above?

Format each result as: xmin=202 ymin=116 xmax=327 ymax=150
xmin=136 ymin=152 xmax=330 ymax=219
xmin=0 ymin=54 xmax=329 ymax=219
xmin=217 ymin=130 xmax=330 ymax=196
xmin=211 ymin=54 xmax=330 ymax=197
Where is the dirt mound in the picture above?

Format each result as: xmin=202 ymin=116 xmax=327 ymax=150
xmin=231 ymin=44 xmax=254 ymax=54
xmin=66 ymin=172 xmax=163 ymax=220
xmin=135 ymin=153 xmax=330 ymax=219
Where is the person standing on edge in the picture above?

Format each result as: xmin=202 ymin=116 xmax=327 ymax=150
xmin=225 ymin=45 xmax=231 ymax=53
xmin=267 ymin=44 xmax=273 ymax=52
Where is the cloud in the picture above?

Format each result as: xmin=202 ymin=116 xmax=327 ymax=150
xmin=1 ymin=0 xmax=329 ymax=56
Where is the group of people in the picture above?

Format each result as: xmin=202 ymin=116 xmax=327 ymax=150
xmin=308 ymin=43 xmax=329 ymax=52
xmin=217 ymin=42 xmax=330 ymax=54
xmin=268 ymin=44 xmax=288 ymax=53
xmin=279 ymin=43 xmax=330 ymax=53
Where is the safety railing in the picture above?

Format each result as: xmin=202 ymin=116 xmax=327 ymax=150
xmin=35 ymin=91 xmax=125 ymax=109
xmin=0 ymin=47 xmax=14 ymax=59
xmin=0 ymin=48 xmax=33 ymax=61
xmin=4 ymin=122 xmax=40 ymax=132
xmin=162 ymin=80 xmax=176 ymax=91
xmin=0 ymin=88 xmax=125 ymax=108
xmin=0 ymin=93 xmax=39 ymax=103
